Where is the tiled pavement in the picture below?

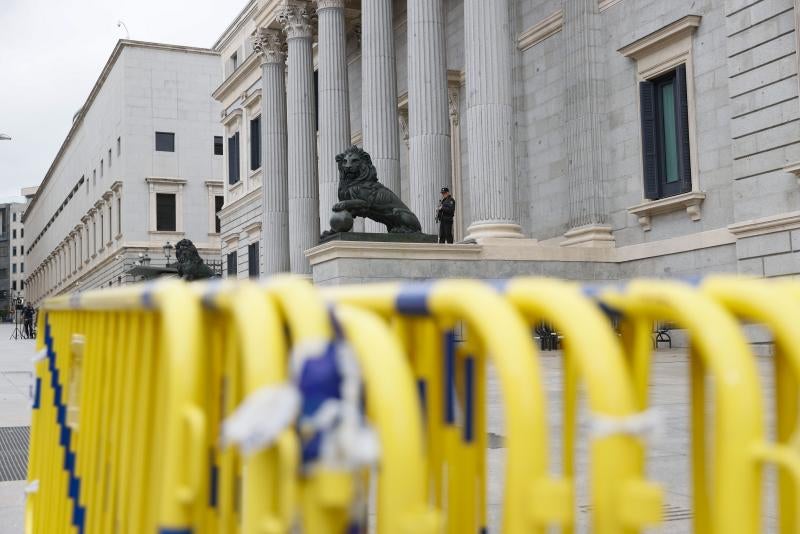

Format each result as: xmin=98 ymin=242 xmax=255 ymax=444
xmin=0 ymin=323 xmax=34 ymax=534
xmin=0 ymin=322 xmax=778 ymax=532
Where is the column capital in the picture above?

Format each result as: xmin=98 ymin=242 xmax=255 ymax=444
xmin=278 ymin=4 xmax=314 ymax=40
xmin=315 ymin=0 xmax=346 ymax=11
xmin=252 ymin=28 xmax=286 ymax=64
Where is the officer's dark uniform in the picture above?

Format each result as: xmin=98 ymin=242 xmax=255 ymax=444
xmin=437 ymin=189 xmax=456 ymax=244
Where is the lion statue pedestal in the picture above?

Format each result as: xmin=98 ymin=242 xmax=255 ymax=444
xmin=320 ymin=146 xmax=437 ymax=244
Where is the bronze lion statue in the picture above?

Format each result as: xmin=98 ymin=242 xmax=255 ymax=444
xmin=174 ymin=239 xmax=217 ymax=281
xmin=322 ymin=146 xmax=422 ymax=237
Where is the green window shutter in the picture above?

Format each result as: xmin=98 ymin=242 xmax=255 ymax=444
xmin=674 ymin=64 xmax=693 ymax=193
xmin=640 ymin=80 xmax=659 ymax=199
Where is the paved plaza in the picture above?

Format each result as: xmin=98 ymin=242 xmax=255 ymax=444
xmin=0 ymin=322 xmax=779 ymax=532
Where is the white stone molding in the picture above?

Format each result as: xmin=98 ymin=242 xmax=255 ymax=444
xmin=145 ymin=177 xmax=187 ymax=234
xmin=517 ymin=10 xmax=563 ymax=52
xmin=728 ymin=210 xmax=800 ymax=238
xmin=252 ymin=28 xmax=286 ymax=64
xmin=598 ymin=0 xmax=624 ymax=11
xmin=560 ymin=224 xmax=615 ymax=248
xmin=307 ymin=227 xmax=736 ymax=266
xmin=316 ymin=0 xmax=346 ymax=10
xmin=222 ymin=108 xmax=243 ymax=128
xmin=242 ymin=89 xmax=263 ymax=112
xmin=278 ymin=3 xmax=314 ymax=40
xmin=628 ymin=191 xmax=706 ymax=232
xmin=783 ymin=161 xmax=800 ymax=185
xmin=618 ymin=15 xmax=701 ymax=68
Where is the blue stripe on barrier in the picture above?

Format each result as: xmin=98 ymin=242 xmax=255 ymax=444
xmin=463 ymin=357 xmax=475 ymax=443
xmin=32 ymin=377 xmax=41 ymax=409
xmin=158 ymin=529 xmax=193 ymax=534
xmin=444 ymin=331 xmax=456 ymax=425
xmin=396 ymin=282 xmax=434 ymax=315
xmin=209 ymin=460 xmax=218 ymax=508
xmin=141 ymin=281 xmax=158 ymax=309
xmin=484 ymin=278 xmax=510 ymax=293
xmin=42 ymin=315 xmax=86 ymax=534
xmin=416 ymin=379 xmax=427 ymax=420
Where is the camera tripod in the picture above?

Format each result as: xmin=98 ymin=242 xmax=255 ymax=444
xmin=9 ymin=307 xmax=25 ymax=340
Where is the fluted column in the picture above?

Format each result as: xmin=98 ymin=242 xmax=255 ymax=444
xmin=316 ymin=0 xmax=351 ymax=232
xmin=560 ymin=0 xmax=613 ymax=247
xmin=408 ymin=0 xmax=451 ymax=235
xmin=280 ymin=4 xmax=319 ymax=274
xmin=362 ymin=0 xmax=400 ymax=232
xmin=464 ymin=0 xmax=524 ymax=240
xmin=253 ymin=28 xmax=291 ymax=275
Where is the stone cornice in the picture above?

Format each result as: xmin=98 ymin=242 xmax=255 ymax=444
xmin=110 ymin=180 xmax=123 ymax=192
xmin=628 ymin=191 xmax=706 ymax=231
xmin=599 ymin=0 xmax=625 ymax=11
xmin=517 ymin=10 xmax=563 ymax=52
xmin=145 ymin=176 xmax=187 ymax=185
xmin=316 ymin=0 xmax=346 ymax=11
xmin=728 ymin=211 xmax=800 ymax=238
xmin=618 ymin=15 xmax=701 ymax=60
xmin=212 ymin=53 xmax=261 ymax=102
xmin=222 ymin=108 xmax=244 ymax=127
xmin=102 ymin=190 xmax=113 ymax=201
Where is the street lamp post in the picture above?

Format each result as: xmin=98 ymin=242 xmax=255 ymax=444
xmin=163 ymin=241 xmax=174 ymax=266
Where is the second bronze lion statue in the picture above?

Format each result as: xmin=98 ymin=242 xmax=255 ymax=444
xmin=322 ymin=146 xmax=423 ymax=236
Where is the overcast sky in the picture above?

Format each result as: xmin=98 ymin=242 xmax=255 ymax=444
xmin=0 ymin=0 xmax=247 ymax=203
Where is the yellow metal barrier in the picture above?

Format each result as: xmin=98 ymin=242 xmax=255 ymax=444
xmin=702 ymin=275 xmax=800 ymax=534
xmin=503 ymin=278 xmax=662 ymax=534
xmin=26 ymin=275 xmax=800 ymax=533
xmin=323 ymin=280 xmax=561 ymax=534
xmin=26 ymin=281 xmax=207 ymax=534
xmin=598 ymin=280 xmax=765 ymax=534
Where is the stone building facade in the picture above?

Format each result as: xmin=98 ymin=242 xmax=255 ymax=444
xmin=23 ymin=41 xmax=224 ymax=305
xmin=216 ymin=0 xmax=800 ymax=284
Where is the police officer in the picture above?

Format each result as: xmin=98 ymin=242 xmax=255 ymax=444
xmin=436 ymin=187 xmax=456 ymax=244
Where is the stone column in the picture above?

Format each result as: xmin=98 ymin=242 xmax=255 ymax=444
xmin=464 ymin=0 xmax=524 ymax=240
xmin=362 ymin=0 xmax=400 ymax=232
xmin=316 ymin=0 xmax=351 ymax=233
xmin=560 ymin=0 xmax=613 ymax=248
xmin=280 ymin=4 xmax=319 ymax=274
xmin=253 ymin=28 xmax=291 ymax=275
xmin=408 ymin=0 xmax=451 ymax=235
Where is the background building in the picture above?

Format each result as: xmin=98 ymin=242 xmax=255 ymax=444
xmin=211 ymin=0 xmax=800 ymax=285
xmin=24 ymin=40 xmax=224 ymax=306
xmin=0 ymin=203 xmax=14 ymax=318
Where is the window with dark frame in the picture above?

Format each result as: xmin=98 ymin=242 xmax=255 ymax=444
xmin=215 ymin=195 xmax=224 ymax=234
xmin=156 ymin=193 xmax=177 ymax=232
xmin=214 ymin=136 xmax=224 ymax=156
xmin=228 ymin=132 xmax=241 ymax=184
xmin=155 ymin=132 xmax=175 ymax=152
xmin=248 ymin=242 xmax=259 ymax=278
xmin=227 ymin=251 xmax=237 ymax=276
xmin=639 ymin=64 xmax=692 ymax=201
xmin=250 ymin=117 xmax=261 ymax=171
xmin=117 ymin=137 xmax=121 ymax=156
